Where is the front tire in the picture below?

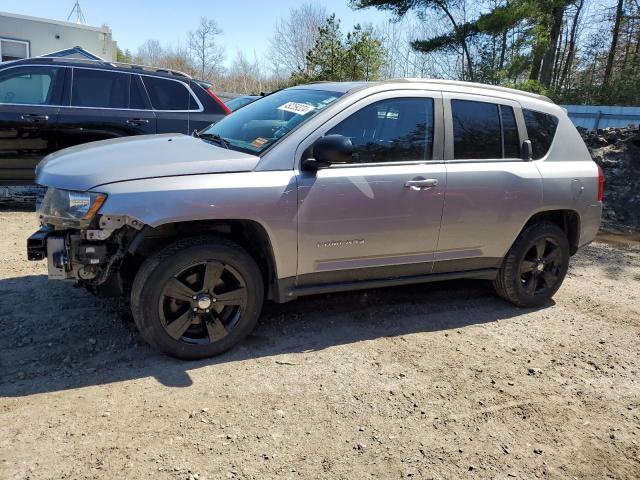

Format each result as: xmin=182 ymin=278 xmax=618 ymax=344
xmin=493 ymin=222 xmax=570 ymax=307
xmin=131 ymin=236 xmax=264 ymax=360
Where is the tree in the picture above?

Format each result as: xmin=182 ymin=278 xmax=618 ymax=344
xmin=357 ymin=0 xmax=579 ymax=87
xmin=136 ymin=39 xmax=164 ymax=66
xmin=269 ymin=3 xmax=328 ymax=77
xmin=304 ymin=15 xmax=346 ymax=81
xmin=603 ymin=0 xmax=624 ymax=85
xmin=187 ymin=17 xmax=224 ymax=80
xmin=353 ymin=0 xmax=478 ymax=80
xmin=295 ymin=15 xmax=386 ymax=83
xmin=539 ymin=3 xmax=567 ymax=87
xmin=223 ymin=51 xmax=267 ymax=94
xmin=116 ymin=47 xmax=133 ymax=63
xmin=558 ymin=0 xmax=584 ymax=88
xmin=344 ymin=24 xmax=386 ymax=80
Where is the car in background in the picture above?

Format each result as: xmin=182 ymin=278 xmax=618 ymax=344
xmin=0 ymin=57 xmax=230 ymax=184
xmin=225 ymin=95 xmax=260 ymax=111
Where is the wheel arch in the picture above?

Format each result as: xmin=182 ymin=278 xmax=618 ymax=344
xmin=122 ymin=218 xmax=280 ymax=301
xmin=521 ymin=209 xmax=581 ymax=255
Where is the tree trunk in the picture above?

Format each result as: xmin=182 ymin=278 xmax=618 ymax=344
xmin=604 ymin=0 xmax=624 ymax=85
xmin=529 ymin=46 xmax=544 ymax=81
xmin=498 ymin=28 xmax=508 ymax=70
xmin=540 ymin=6 xmax=565 ymax=87
xmin=436 ymin=0 xmax=475 ymax=81
xmin=201 ymin=37 xmax=206 ymax=80
xmin=560 ymin=0 xmax=584 ymax=88
xmin=552 ymin=17 xmax=568 ymax=87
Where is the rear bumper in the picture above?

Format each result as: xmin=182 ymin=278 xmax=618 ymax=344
xmin=579 ymin=202 xmax=603 ymax=248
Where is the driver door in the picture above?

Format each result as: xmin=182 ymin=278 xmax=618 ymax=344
xmin=296 ymin=91 xmax=447 ymax=285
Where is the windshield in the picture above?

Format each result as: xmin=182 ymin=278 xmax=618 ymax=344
xmin=201 ymin=88 xmax=343 ymax=154
xmin=225 ymin=96 xmax=258 ymax=111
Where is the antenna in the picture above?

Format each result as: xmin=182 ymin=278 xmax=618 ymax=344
xmin=67 ymin=1 xmax=86 ymax=24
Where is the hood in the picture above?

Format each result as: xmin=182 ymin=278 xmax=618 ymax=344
xmin=36 ymin=134 xmax=260 ymax=191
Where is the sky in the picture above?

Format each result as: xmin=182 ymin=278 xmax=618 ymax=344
xmin=1 ymin=0 xmax=392 ymax=67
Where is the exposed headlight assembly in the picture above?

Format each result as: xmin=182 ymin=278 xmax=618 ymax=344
xmin=39 ymin=188 xmax=106 ymax=228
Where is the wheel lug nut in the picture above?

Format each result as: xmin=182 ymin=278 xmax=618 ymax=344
xmin=205 ymin=309 xmax=210 ymax=313
xmin=212 ymin=298 xmax=217 ymax=303
xmin=192 ymin=296 xmax=197 ymax=300
xmin=193 ymin=308 xmax=198 ymax=312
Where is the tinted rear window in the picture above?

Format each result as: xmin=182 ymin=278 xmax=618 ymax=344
xmin=452 ymin=100 xmax=502 ymax=159
xmin=72 ymin=69 xmax=130 ymax=109
xmin=142 ymin=76 xmax=193 ymax=110
xmin=523 ymin=109 xmax=558 ymax=159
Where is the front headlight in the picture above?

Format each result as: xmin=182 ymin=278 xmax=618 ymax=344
xmin=39 ymin=188 xmax=106 ymax=225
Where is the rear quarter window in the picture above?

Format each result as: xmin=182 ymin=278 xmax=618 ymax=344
xmin=523 ymin=109 xmax=559 ymax=159
xmin=142 ymin=76 xmax=194 ymax=111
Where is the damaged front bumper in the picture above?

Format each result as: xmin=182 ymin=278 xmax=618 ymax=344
xmin=27 ymin=214 xmax=145 ymax=284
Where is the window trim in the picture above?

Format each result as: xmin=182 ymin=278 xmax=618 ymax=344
xmin=294 ymin=89 xmax=445 ymax=170
xmin=0 ymin=38 xmax=30 ymax=62
xmin=443 ymin=92 xmax=527 ymax=163
xmin=0 ymin=64 xmax=202 ymax=112
xmin=499 ymin=104 xmax=522 ymax=160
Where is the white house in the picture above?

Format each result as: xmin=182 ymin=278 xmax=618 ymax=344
xmin=0 ymin=11 xmax=117 ymax=62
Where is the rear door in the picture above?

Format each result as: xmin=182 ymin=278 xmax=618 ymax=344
xmin=57 ymin=68 xmax=156 ymax=151
xmin=0 ymin=64 xmax=64 ymax=183
xmin=139 ymin=75 xmax=197 ymax=134
xmin=436 ymin=93 xmax=542 ymax=273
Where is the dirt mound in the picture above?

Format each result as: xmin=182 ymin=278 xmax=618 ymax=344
xmin=580 ymin=126 xmax=640 ymax=231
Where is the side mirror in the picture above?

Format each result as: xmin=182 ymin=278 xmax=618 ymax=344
xmin=302 ymin=134 xmax=353 ymax=171
xmin=522 ymin=140 xmax=533 ymax=161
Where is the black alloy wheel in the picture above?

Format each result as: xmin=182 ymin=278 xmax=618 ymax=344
xmin=159 ymin=261 xmax=248 ymax=344
xmin=131 ymin=236 xmax=264 ymax=359
xmin=518 ymin=236 xmax=564 ymax=298
xmin=493 ymin=222 xmax=570 ymax=307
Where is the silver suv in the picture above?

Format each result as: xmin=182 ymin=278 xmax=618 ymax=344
xmin=27 ymin=79 xmax=603 ymax=359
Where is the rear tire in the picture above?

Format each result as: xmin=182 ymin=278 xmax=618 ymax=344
xmin=131 ymin=236 xmax=264 ymax=360
xmin=493 ymin=222 xmax=570 ymax=307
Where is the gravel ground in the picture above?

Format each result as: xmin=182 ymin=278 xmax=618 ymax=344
xmin=0 ymin=210 xmax=639 ymax=480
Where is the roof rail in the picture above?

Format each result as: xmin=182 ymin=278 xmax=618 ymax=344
xmin=34 ymin=56 xmax=192 ymax=79
xmin=384 ymin=78 xmax=554 ymax=103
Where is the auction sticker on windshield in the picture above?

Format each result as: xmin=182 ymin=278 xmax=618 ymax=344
xmin=278 ymin=102 xmax=315 ymax=115
xmin=251 ymin=137 xmax=268 ymax=148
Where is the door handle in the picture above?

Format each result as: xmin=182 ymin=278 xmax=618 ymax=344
xmin=405 ymin=178 xmax=439 ymax=191
xmin=21 ymin=114 xmax=49 ymax=123
xmin=126 ymin=118 xmax=150 ymax=125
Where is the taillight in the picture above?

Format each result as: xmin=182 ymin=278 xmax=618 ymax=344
xmin=597 ymin=164 xmax=604 ymax=202
xmin=204 ymin=87 xmax=231 ymax=114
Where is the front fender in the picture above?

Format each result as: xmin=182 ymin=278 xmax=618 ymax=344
xmin=98 ymin=172 xmax=299 ymax=279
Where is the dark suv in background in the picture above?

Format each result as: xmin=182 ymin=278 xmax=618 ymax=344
xmin=0 ymin=57 xmax=230 ymax=183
